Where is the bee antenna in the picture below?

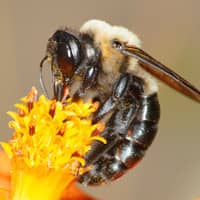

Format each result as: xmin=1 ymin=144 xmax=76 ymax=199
xmin=39 ymin=55 xmax=49 ymax=97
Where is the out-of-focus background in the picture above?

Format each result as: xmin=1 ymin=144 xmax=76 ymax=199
xmin=0 ymin=0 xmax=200 ymax=199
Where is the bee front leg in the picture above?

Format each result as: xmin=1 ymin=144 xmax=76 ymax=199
xmin=73 ymin=65 xmax=99 ymax=100
xmin=92 ymin=73 xmax=131 ymax=123
xmin=53 ymin=80 xmax=62 ymax=101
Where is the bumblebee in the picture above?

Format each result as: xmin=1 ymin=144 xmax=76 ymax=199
xmin=40 ymin=20 xmax=200 ymax=185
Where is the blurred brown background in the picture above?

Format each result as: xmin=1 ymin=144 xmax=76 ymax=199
xmin=0 ymin=0 xmax=200 ymax=199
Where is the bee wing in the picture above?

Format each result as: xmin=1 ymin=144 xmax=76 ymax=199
xmin=115 ymin=43 xmax=200 ymax=103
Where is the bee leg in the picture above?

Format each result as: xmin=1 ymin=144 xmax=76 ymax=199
xmin=82 ymin=65 xmax=99 ymax=90
xmin=79 ymin=137 xmax=145 ymax=186
xmin=79 ymin=94 xmax=139 ymax=185
xmin=79 ymin=93 xmax=160 ymax=185
xmin=79 ymin=75 xmax=160 ymax=185
xmin=73 ymin=65 xmax=99 ymax=100
xmin=92 ymin=73 xmax=132 ymax=123
xmin=83 ymin=93 xmax=139 ymax=165
xmin=83 ymin=74 xmax=144 ymax=165
xmin=53 ymin=79 xmax=64 ymax=101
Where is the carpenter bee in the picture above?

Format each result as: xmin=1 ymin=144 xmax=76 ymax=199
xmin=40 ymin=20 xmax=200 ymax=186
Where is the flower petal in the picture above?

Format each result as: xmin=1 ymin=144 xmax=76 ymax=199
xmin=61 ymin=183 xmax=95 ymax=200
xmin=0 ymin=151 xmax=10 ymax=200
xmin=0 ymin=151 xmax=96 ymax=200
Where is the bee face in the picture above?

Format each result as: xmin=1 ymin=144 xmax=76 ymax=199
xmin=40 ymin=20 xmax=200 ymax=186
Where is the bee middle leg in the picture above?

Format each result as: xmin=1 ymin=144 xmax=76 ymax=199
xmin=92 ymin=73 xmax=142 ymax=123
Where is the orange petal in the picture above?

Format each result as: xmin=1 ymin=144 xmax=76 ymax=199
xmin=0 ymin=150 xmax=11 ymax=177
xmin=61 ymin=183 xmax=96 ymax=200
xmin=0 ymin=151 xmax=11 ymax=199
xmin=0 ymin=151 xmax=95 ymax=200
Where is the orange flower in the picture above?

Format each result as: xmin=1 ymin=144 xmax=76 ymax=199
xmin=0 ymin=151 xmax=94 ymax=200
xmin=0 ymin=87 xmax=105 ymax=200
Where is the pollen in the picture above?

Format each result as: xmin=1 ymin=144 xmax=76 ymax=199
xmin=0 ymin=87 xmax=106 ymax=200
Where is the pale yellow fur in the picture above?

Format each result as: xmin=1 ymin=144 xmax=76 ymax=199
xmin=80 ymin=19 xmax=158 ymax=95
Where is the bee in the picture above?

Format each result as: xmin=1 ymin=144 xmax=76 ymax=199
xmin=40 ymin=20 xmax=200 ymax=186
